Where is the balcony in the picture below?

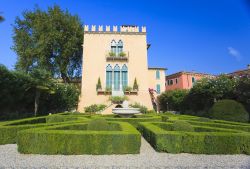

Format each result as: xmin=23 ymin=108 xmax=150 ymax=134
xmin=106 ymin=51 xmax=129 ymax=62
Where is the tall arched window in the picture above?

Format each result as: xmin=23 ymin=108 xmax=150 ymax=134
xmin=106 ymin=64 xmax=112 ymax=88
xmin=156 ymin=70 xmax=160 ymax=79
xmin=121 ymin=64 xmax=128 ymax=88
xmin=111 ymin=40 xmax=116 ymax=54
xmin=114 ymin=64 xmax=120 ymax=91
xmin=117 ymin=40 xmax=123 ymax=55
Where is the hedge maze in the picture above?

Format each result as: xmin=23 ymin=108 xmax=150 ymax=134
xmin=0 ymin=112 xmax=249 ymax=155
xmin=139 ymin=115 xmax=250 ymax=154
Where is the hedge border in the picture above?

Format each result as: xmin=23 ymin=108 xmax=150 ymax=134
xmin=0 ymin=116 xmax=88 ymax=145
xmin=17 ymin=121 xmax=141 ymax=155
xmin=138 ymin=122 xmax=250 ymax=154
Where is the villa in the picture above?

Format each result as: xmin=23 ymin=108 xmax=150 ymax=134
xmin=78 ymin=25 xmax=166 ymax=113
xmin=165 ymin=71 xmax=215 ymax=91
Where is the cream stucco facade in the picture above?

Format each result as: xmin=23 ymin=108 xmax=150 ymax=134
xmin=78 ymin=25 xmax=166 ymax=113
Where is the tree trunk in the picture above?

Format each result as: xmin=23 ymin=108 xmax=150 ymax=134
xmin=61 ymin=72 xmax=70 ymax=83
xmin=34 ymin=90 xmax=40 ymax=116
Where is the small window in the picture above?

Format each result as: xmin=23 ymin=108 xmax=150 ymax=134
xmin=192 ymin=77 xmax=195 ymax=83
xmin=156 ymin=84 xmax=161 ymax=94
xmin=176 ymin=78 xmax=178 ymax=84
xmin=156 ymin=70 xmax=160 ymax=79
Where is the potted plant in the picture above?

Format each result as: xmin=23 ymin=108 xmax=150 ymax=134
xmin=96 ymin=77 xmax=102 ymax=91
xmin=123 ymin=86 xmax=132 ymax=94
xmin=119 ymin=52 xmax=126 ymax=57
xmin=109 ymin=52 xmax=116 ymax=57
xmin=105 ymin=87 xmax=112 ymax=94
xmin=133 ymin=78 xmax=139 ymax=91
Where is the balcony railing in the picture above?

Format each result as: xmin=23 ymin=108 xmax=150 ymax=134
xmin=106 ymin=51 xmax=129 ymax=61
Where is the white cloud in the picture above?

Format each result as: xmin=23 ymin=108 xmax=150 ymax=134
xmin=227 ymin=47 xmax=241 ymax=61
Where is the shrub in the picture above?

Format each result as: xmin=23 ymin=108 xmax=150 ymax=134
xmin=46 ymin=114 xmax=89 ymax=123
xmin=109 ymin=96 xmax=128 ymax=104
xmin=123 ymin=86 xmax=132 ymax=92
xmin=209 ymin=99 xmax=249 ymax=122
xmin=17 ymin=122 xmax=141 ymax=155
xmin=84 ymin=104 xmax=106 ymax=113
xmin=158 ymin=89 xmax=188 ymax=111
xmin=147 ymin=110 xmax=157 ymax=114
xmin=133 ymin=78 xmax=139 ymax=91
xmin=172 ymin=121 xmax=194 ymax=132
xmin=0 ymin=65 xmax=80 ymax=120
xmin=105 ymin=115 xmax=161 ymax=128
xmin=96 ymin=77 xmax=102 ymax=91
xmin=197 ymin=117 xmax=211 ymax=122
xmin=138 ymin=122 xmax=250 ymax=154
xmin=130 ymin=102 xmax=148 ymax=114
xmin=87 ymin=119 xmax=109 ymax=131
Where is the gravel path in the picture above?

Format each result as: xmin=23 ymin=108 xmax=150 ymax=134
xmin=0 ymin=138 xmax=249 ymax=169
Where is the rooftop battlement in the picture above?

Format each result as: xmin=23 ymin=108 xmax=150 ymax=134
xmin=84 ymin=25 xmax=146 ymax=33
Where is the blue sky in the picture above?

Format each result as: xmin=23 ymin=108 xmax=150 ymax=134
xmin=0 ymin=0 xmax=250 ymax=75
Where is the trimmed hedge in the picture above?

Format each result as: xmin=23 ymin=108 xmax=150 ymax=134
xmin=138 ymin=122 xmax=250 ymax=154
xmin=17 ymin=121 xmax=141 ymax=155
xmin=209 ymin=99 xmax=249 ymax=122
xmin=0 ymin=115 xmax=88 ymax=145
xmin=0 ymin=116 xmax=48 ymax=144
xmin=46 ymin=114 xmax=90 ymax=123
xmin=103 ymin=114 xmax=162 ymax=128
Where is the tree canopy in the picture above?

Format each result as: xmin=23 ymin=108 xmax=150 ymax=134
xmin=12 ymin=5 xmax=83 ymax=82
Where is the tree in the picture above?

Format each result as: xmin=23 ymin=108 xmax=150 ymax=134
xmin=158 ymin=89 xmax=188 ymax=111
xmin=29 ymin=68 xmax=55 ymax=116
xmin=12 ymin=5 xmax=83 ymax=82
xmin=183 ymin=75 xmax=238 ymax=115
xmin=235 ymin=77 xmax=250 ymax=113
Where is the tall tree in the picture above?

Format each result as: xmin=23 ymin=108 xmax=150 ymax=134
xmin=12 ymin=5 xmax=83 ymax=82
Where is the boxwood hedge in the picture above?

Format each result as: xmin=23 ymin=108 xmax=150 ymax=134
xmin=0 ymin=116 xmax=88 ymax=145
xmin=17 ymin=121 xmax=141 ymax=155
xmin=138 ymin=122 xmax=250 ymax=154
xmin=103 ymin=114 xmax=162 ymax=128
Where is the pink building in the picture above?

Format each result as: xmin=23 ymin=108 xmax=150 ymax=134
xmin=165 ymin=71 xmax=214 ymax=91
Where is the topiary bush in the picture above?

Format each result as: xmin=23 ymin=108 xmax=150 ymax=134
xmin=172 ymin=121 xmax=194 ymax=132
xmin=87 ymin=119 xmax=109 ymax=131
xmin=209 ymin=99 xmax=249 ymax=123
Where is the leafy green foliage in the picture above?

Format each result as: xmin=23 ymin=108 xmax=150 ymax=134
xmin=183 ymin=75 xmax=237 ymax=114
xmin=0 ymin=65 xmax=80 ymax=120
xmin=87 ymin=119 xmax=109 ymax=131
xmin=109 ymin=96 xmax=128 ymax=104
xmin=235 ymin=77 xmax=250 ymax=113
xmin=84 ymin=104 xmax=106 ymax=113
xmin=158 ymin=89 xmax=188 ymax=111
xmin=129 ymin=102 xmax=148 ymax=114
xmin=209 ymin=99 xmax=249 ymax=122
xmin=12 ymin=5 xmax=83 ymax=82
xmin=172 ymin=121 xmax=194 ymax=132
xmin=123 ymin=86 xmax=132 ymax=92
